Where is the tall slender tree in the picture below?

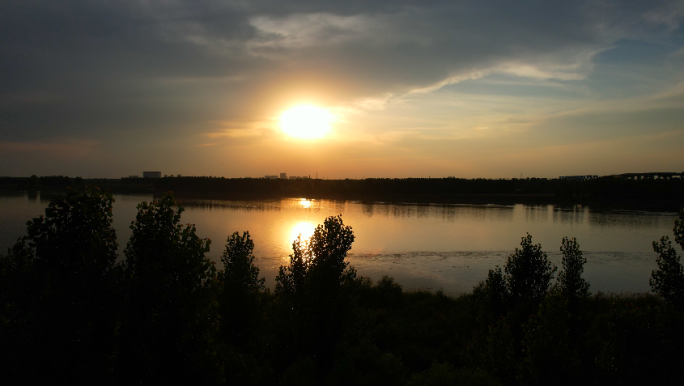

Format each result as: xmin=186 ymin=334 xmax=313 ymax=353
xmin=218 ymin=231 xmax=265 ymax=350
xmin=557 ymin=237 xmax=590 ymax=302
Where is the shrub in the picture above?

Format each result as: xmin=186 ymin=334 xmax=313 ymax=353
xmin=588 ymin=298 xmax=684 ymax=385
xmin=519 ymin=293 xmax=579 ymax=386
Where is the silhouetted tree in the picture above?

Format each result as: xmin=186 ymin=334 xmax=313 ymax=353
xmin=275 ymin=215 xmax=357 ymax=371
xmin=276 ymin=235 xmax=310 ymax=304
xmin=218 ymin=231 xmax=265 ymax=350
xmin=117 ymin=193 xmax=221 ymax=385
xmin=480 ymin=266 xmax=509 ymax=320
xmin=557 ymin=237 xmax=590 ymax=303
xmin=674 ymin=208 xmax=684 ymax=250
xmin=505 ymin=233 xmax=556 ymax=307
xmin=0 ymin=188 xmax=121 ymax=384
xmin=276 ymin=215 xmax=356 ymax=302
xmin=650 ymin=237 xmax=684 ymax=309
xmin=649 ymin=208 xmax=684 ymax=309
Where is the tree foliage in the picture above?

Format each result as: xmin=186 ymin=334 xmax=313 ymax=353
xmin=505 ymin=234 xmax=556 ymax=306
xmin=674 ymin=208 xmax=684 ymax=251
xmin=117 ymin=193 xmax=220 ymax=384
xmin=649 ymin=208 xmax=684 ymax=309
xmin=16 ymin=187 xmax=118 ymax=275
xmin=557 ymin=237 xmax=590 ymax=301
xmin=0 ymin=187 xmax=121 ymax=384
xmin=482 ymin=234 xmax=556 ymax=318
xmin=275 ymin=215 xmax=357 ymax=369
xmin=650 ymin=237 xmax=684 ymax=309
xmin=275 ymin=215 xmax=356 ymax=301
xmin=519 ymin=293 xmax=579 ymax=386
xmin=218 ymin=231 xmax=265 ymax=350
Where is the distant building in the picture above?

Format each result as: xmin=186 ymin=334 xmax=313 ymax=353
xmin=143 ymin=171 xmax=162 ymax=178
xmin=280 ymin=172 xmax=287 ymax=179
xmin=128 ymin=175 xmax=139 ymax=179
xmin=289 ymin=176 xmax=310 ymax=180
xmin=265 ymin=175 xmax=278 ymax=179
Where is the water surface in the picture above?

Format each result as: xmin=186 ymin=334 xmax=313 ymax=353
xmin=1 ymin=193 xmax=678 ymax=294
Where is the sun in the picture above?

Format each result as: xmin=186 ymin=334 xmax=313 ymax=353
xmin=280 ymin=105 xmax=333 ymax=139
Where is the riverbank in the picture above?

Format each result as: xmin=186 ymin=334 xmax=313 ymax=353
xmin=2 ymin=175 xmax=683 ymax=211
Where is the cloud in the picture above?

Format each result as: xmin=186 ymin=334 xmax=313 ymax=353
xmin=0 ymin=140 xmax=99 ymax=157
xmin=0 ymin=0 xmax=683 ymax=177
xmin=644 ymin=0 xmax=684 ymax=30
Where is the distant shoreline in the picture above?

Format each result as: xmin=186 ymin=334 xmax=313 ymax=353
xmin=2 ymin=175 xmax=682 ymax=212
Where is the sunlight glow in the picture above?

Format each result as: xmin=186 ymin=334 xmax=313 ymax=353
xmin=299 ymin=198 xmax=312 ymax=208
xmin=289 ymin=221 xmax=316 ymax=245
xmin=280 ymin=105 xmax=333 ymax=139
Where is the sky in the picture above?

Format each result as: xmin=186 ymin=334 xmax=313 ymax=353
xmin=1 ymin=0 xmax=684 ymax=179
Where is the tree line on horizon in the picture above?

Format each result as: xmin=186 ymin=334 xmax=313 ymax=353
xmin=2 ymin=175 xmax=683 ymax=211
xmin=1 ymin=188 xmax=683 ymax=385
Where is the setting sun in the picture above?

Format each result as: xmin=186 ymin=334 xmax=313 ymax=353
xmin=280 ymin=105 xmax=333 ymax=139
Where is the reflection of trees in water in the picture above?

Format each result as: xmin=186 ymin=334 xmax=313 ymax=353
xmin=333 ymin=200 xmax=346 ymax=213
xmin=175 ymin=199 xmax=282 ymax=212
xmin=355 ymin=201 xmax=517 ymax=222
xmin=549 ymin=205 xmax=677 ymax=229
xmin=522 ymin=204 xmax=554 ymax=223
xmin=362 ymin=203 xmax=373 ymax=217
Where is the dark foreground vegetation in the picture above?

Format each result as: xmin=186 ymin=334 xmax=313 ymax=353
xmin=2 ymin=174 xmax=683 ymax=210
xmin=2 ymin=188 xmax=684 ymax=385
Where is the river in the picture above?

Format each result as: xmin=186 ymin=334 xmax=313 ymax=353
xmin=0 ymin=192 xmax=678 ymax=294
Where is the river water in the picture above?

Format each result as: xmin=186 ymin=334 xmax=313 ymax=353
xmin=0 ymin=192 xmax=679 ymax=294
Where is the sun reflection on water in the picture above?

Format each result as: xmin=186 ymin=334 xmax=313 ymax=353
xmin=288 ymin=221 xmax=316 ymax=246
xmin=299 ymin=198 xmax=312 ymax=208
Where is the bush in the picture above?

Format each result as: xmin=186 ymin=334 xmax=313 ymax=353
xmin=519 ymin=293 xmax=579 ymax=386
xmin=588 ymin=298 xmax=684 ymax=386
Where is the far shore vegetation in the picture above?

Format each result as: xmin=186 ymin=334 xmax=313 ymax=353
xmin=1 ymin=174 xmax=684 ymax=211
xmin=2 ymin=188 xmax=684 ymax=385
